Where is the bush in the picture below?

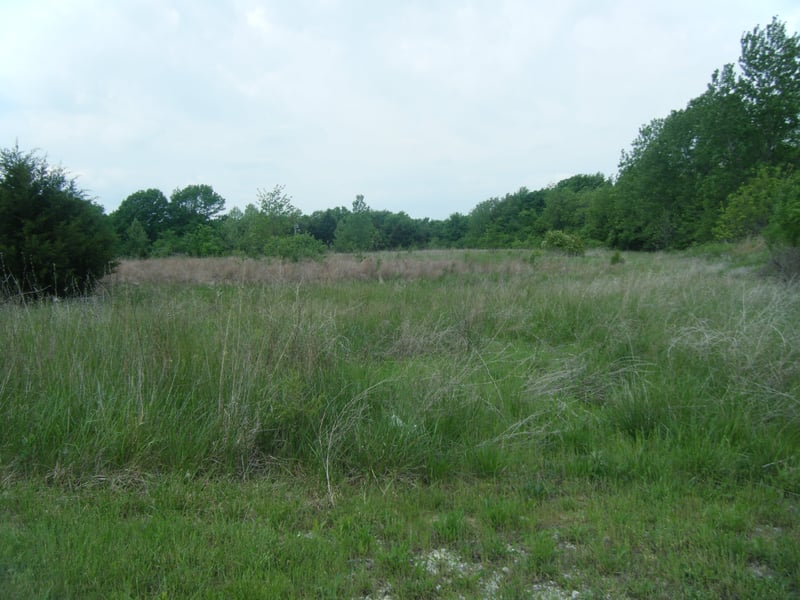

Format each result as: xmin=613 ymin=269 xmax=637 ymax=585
xmin=264 ymin=233 xmax=327 ymax=261
xmin=0 ymin=145 xmax=117 ymax=298
xmin=714 ymin=167 xmax=782 ymax=241
xmin=765 ymin=172 xmax=800 ymax=248
xmin=541 ymin=230 xmax=585 ymax=256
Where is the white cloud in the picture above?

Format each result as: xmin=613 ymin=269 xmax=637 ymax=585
xmin=1 ymin=0 xmax=797 ymax=218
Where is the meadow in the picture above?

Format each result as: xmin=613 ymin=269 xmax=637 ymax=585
xmin=1 ymin=246 xmax=798 ymax=598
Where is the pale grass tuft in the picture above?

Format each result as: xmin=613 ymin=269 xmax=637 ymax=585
xmin=668 ymin=280 xmax=800 ymax=403
xmin=479 ymin=353 xmax=652 ymax=450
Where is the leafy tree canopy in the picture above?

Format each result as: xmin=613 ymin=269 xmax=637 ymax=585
xmin=169 ymin=184 xmax=226 ymax=234
xmin=256 ymin=184 xmax=301 ymax=237
xmin=257 ymin=184 xmax=301 ymax=219
xmin=610 ymin=17 xmax=800 ymax=250
xmin=738 ymin=17 xmax=800 ymax=163
xmin=334 ymin=196 xmax=375 ymax=252
xmin=112 ymin=189 xmax=169 ymax=239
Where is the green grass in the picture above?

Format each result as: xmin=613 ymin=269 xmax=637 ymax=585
xmin=1 ymin=247 xmax=798 ymax=598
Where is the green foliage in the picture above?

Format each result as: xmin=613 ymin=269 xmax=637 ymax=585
xmin=184 ymin=222 xmax=226 ymax=257
xmin=149 ymin=230 xmax=183 ymax=258
xmin=220 ymin=204 xmax=270 ymax=256
xmin=764 ymin=171 xmax=800 ymax=247
xmin=738 ymin=17 xmax=800 ymax=164
xmin=583 ymin=184 xmax=617 ymax=243
xmin=257 ymin=184 xmax=300 ymax=219
xmin=612 ymin=90 xmax=754 ymax=249
xmin=0 ymin=145 xmax=117 ymax=297
xmin=466 ymin=189 xmax=534 ymax=247
xmin=168 ymin=184 xmax=226 ymax=235
xmin=257 ymin=184 xmax=301 ymax=238
xmin=111 ymin=188 xmax=170 ymax=248
xmin=463 ymin=183 xmax=604 ymax=248
xmin=371 ymin=210 xmax=429 ymax=249
xmin=264 ymin=233 xmax=327 ymax=261
xmin=541 ymin=230 xmax=585 ymax=255
xmin=352 ymin=194 xmax=368 ymax=214
xmin=714 ymin=166 xmax=787 ymax=240
xmin=305 ymin=208 xmax=346 ymax=246
xmin=612 ymin=18 xmax=800 ymax=250
xmin=334 ymin=197 xmax=376 ymax=252
xmin=434 ymin=212 xmax=470 ymax=247
xmin=715 ymin=167 xmax=800 ymax=279
xmin=122 ymin=218 xmax=150 ymax=258
xmin=555 ymin=173 xmax=608 ymax=193
xmin=761 ymin=172 xmax=800 ymax=279
xmin=535 ymin=187 xmax=586 ymax=234
xmin=335 ymin=212 xmax=375 ymax=252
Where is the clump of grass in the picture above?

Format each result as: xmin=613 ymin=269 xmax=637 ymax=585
xmin=764 ymin=246 xmax=800 ymax=281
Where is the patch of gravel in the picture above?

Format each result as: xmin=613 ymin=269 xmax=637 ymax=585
xmin=359 ymin=545 xmax=584 ymax=600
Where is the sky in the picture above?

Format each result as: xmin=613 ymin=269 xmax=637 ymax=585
xmin=1 ymin=1 xmax=798 ymax=220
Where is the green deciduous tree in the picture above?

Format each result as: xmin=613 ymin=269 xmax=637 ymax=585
xmin=257 ymin=184 xmax=301 ymax=238
xmin=714 ymin=166 xmax=786 ymax=240
xmin=738 ymin=17 xmax=800 ymax=165
xmin=371 ymin=210 xmax=430 ymax=250
xmin=123 ymin=218 xmax=151 ymax=258
xmin=583 ymin=184 xmax=618 ymax=243
xmin=541 ymin=230 xmax=585 ymax=256
xmin=535 ymin=187 xmax=586 ymax=234
xmin=764 ymin=170 xmax=800 ymax=247
xmin=168 ymin=184 xmax=226 ymax=235
xmin=352 ymin=194 xmax=368 ymax=214
xmin=184 ymin=222 xmax=225 ymax=257
xmin=264 ymin=233 xmax=326 ymax=261
xmin=111 ymin=188 xmax=169 ymax=241
xmin=612 ymin=109 xmax=706 ymax=249
xmin=306 ymin=208 xmax=346 ymax=246
xmin=0 ymin=145 xmax=117 ymax=297
xmin=334 ymin=196 xmax=375 ymax=252
xmin=111 ymin=188 xmax=169 ymax=257
xmin=463 ymin=187 xmax=550 ymax=248
xmin=611 ymin=18 xmax=800 ymax=250
xmin=434 ymin=212 xmax=469 ymax=247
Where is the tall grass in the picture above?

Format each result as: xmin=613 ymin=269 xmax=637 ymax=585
xmin=2 ymin=249 xmax=799 ymax=597
xmin=1 ymin=250 xmax=798 ymax=497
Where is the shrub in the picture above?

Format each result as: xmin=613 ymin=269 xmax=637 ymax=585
xmin=765 ymin=172 xmax=800 ymax=248
xmin=541 ymin=230 xmax=585 ymax=256
xmin=0 ymin=145 xmax=117 ymax=298
xmin=264 ymin=233 xmax=327 ymax=261
xmin=714 ymin=166 xmax=784 ymax=241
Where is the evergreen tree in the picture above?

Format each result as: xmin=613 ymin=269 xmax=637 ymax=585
xmin=0 ymin=145 xmax=117 ymax=297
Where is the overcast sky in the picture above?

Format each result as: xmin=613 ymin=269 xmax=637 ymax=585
xmin=2 ymin=1 xmax=798 ymax=220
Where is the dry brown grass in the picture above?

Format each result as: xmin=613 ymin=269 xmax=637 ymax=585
xmin=102 ymin=251 xmax=535 ymax=286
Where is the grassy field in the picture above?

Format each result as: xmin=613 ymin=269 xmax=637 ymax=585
xmin=1 ymin=247 xmax=798 ymax=598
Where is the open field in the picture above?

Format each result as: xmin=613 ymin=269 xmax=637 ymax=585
xmin=1 ymin=247 xmax=798 ymax=598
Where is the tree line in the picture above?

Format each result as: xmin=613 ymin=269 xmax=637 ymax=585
xmin=108 ymin=173 xmax=611 ymax=260
xmin=1 ymin=17 xmax=798 ymax=297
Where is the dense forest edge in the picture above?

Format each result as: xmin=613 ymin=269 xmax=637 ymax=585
xmin=1 ymin=17 xmax=799 ymax=298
